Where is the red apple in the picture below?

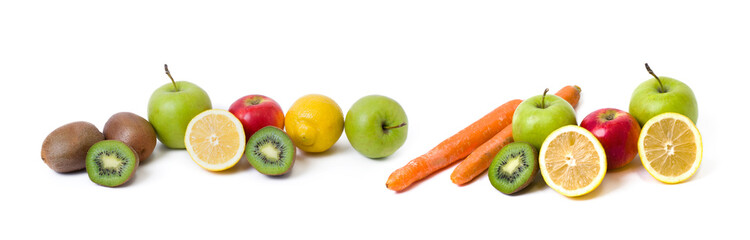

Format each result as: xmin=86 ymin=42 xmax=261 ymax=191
xmin=229 ymin=95 xmax=284 ymax=139
xmin=580 ymin=108 xmax=641 ymax=170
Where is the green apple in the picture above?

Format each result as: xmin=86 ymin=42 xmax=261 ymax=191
xmin=345 ymin=95 xmax=408 ymax=159
xmin=512 ymin=89 xmax=577 ymax=150
xmin=629 ymin=63 xmax=698 ymax=126
xmin=147 ymin=65 xmax=212 ymax=149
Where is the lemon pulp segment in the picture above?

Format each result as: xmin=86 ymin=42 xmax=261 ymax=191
xmin=544 ymin=131 xmax=602 ymax=190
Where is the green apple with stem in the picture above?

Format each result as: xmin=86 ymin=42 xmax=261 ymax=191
xmin=629 ymin=63 xmax=698 ymax=126
xmin=512 ymin=88 xmax=577 ymax=150
xmin=345 ymin=95 xmax=408 ymax=159
xmin=147 ymin=64 xmax=212 ymax=149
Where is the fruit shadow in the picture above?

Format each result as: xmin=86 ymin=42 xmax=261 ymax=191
xmin=572 ymin=157 xmax=642 ymax=201
xmin=56 ymin=169 xmax=87 ymax=176
xmin=514 ymin=172 xmax=548 ymax=195
xmin=455 ymin=168 xmax=546 ymax=196
xmin=118 ymin=174 xmax=137 ymax=187
xmin=138 ymin=143 xmax=171 ymax=167
xmin=301 ymin=143 xmax=350 ymax=159
xmin=633 ymin=155 xmax=659 ymax=183
xmin=284 ymin=144 xmax=350 ymax=178
xmin=55 ymin=144 xmax=172 ymax=187
xmin=456 ymin=169 xmax=547 ymax=196
xmin=462 ymin=167 xmax=548 ymax=195
xmin=214 ymin=155 xmax=253 ymax=175
xmin=226 ymin=144 xmax=352 ymax=179
xmin=123 ymin=144 xmax=174 ymax=186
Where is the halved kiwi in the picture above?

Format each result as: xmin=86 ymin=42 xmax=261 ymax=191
xmin=246 ymin=126 xmax=295 ymax=176
xmin=488 ymin=142 xmax=538 ymax=194
xmin=86 ymin=140 xmax=139 ymax=187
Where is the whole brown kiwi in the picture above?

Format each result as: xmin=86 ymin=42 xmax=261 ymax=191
xmin=41 ymin=121 xmax=104 ymax=173
xmin=103 ymin=112 xmax=157 ymax=161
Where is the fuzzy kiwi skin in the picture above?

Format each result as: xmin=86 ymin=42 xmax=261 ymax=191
xmin=103 ymin=112 xmax=157 ymax=161
xmin=41 ymin=121 xmax=104 ymax=173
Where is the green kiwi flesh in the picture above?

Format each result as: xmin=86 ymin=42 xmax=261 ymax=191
xmin=246 ymin=126 xmax=295 ymax=176
xmin=41 ymin=121 xmax=104 ymax=173
xmin=86 ymin=140 xmax=139 ymax=187
xmin=488 ymin=142 xmax=538 ymax=194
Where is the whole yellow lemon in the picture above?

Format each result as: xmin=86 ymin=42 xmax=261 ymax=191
xmin=285 ymin=94 xmax=344 ymax=153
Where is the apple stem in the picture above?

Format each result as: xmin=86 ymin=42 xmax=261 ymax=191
xmin=164 ymin=64 xmax=179 ymax=91
xmin=645 ymin=63 xmax=665 ymax=93
xmin=540 ymin=88 xmax=550 ymax=109
xmin=383 ymin=122 xmax=407 ymax=130
xmin=604 ymin=111 xmax=615 ymax=121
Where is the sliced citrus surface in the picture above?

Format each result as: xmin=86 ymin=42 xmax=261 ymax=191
xmin=638 ymin=112 xmax=702 ymax=184
xmin=539 ymin=125 xmax=607 ymax=197
xmin=185 ymin=109 xmax=246 ymax=171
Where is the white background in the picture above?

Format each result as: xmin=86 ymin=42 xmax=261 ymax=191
xmin=2 ymin=0 xmax=747 ymax=239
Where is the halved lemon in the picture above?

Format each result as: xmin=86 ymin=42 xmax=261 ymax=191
xmin=539 ymin=125 xmax=607 ymax=197
xmin=184 ymin=109 xmax=246 ymax=171
xmin=638 ymin=112 xmax=702 ymax=184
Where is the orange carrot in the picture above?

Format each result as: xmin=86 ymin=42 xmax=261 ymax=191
xmin=556 ymin=85 xmax=581 ymax=108
xmin=450 ymin=125 xmax=513 ymax=185
xmin=385 ymin=99 xmax=522 ymax=192
xmin=449 ymin=86 xmax=582 ymax=185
